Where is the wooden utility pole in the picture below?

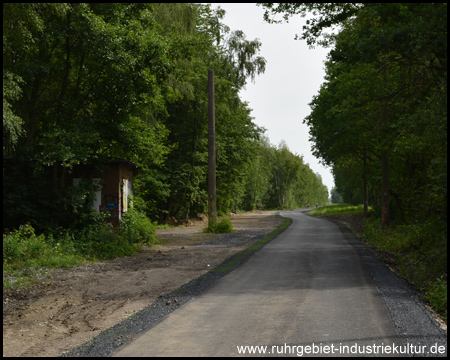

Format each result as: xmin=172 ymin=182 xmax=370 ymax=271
xmin=208 ymin=69 xmax=217 ymax=228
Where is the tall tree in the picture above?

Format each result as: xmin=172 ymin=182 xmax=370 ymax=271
xmin=145 ymin=4 xmax=267 ymax=221
xmin=3 ymin=3 xmax=171 ymax=229
xmin=262 ymin=3 xmax=447 ymax=226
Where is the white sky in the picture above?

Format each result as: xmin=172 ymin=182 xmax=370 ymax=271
xmin=210 ymin=3 xmax=335 ymax=196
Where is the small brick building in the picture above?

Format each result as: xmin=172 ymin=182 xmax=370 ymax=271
xmin=66 ymin=159 xmax=136 ymax=227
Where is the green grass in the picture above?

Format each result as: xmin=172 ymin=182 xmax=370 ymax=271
xmin=425 ymin=277 xmax=447 ymax=323
xmin=3 ymin=226 xmax=86 ymax=289
xmin=309 ymin=203 xmax=372 ymax=216
xmin=3 ymin=210 xmax=158 ymax=290
xmin=362 ymin=218 xmax=447 ymax=323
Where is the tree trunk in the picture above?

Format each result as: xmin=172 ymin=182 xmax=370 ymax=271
xmin=363 ymin=145 xmax=368 ymax=217
xmin=165 ymin=178 xmax=174 ymax=221
xmin=381 ymin=149 xmax=389 ymax=228
xmin=208 ymin=69 xmax=217 ymax=228
xmin=185 ymin=193 xmax=192 ymax=221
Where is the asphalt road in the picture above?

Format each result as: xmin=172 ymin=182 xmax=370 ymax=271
xmin=111 ymin=209 xmax=423 ymax=357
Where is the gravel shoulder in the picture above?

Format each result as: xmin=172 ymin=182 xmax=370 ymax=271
xmin=3 ymin=211 xmax=283 ymax=357
xmin=311 ymin=213 xmax=447 ymax=357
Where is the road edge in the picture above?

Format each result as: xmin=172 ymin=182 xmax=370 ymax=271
xmin=61 ymin=215 xmax=292 ymax=357
xmin=312 ymin=215 xmax=447 ymax=357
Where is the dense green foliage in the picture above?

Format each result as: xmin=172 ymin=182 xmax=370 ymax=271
xmin=120 ymin=208 xmax=157 ymax=245
xmin=426 ymin=277 xmax=447 ymax=323
xmin=3 ymin=224 xmax=83 ymax=271
xmin=3 ymin=3 xmax=171 ymax=231
xmin=243 ymin=139 xmax=328 ymax=210
xmin=262 ymin=3 xmax=447 ymax=320
xmin=3 ymin=209 xmax=157 ymax=288
xmin=261 ymin=3 xmax=447 ymax=225
xmin=3 ymin=3 xmax=327 ymax=275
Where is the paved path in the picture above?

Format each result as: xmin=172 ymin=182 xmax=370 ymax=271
xmin=113 ymin=210 xmax=404 ymax=357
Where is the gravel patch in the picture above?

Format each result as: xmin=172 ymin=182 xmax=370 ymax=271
xmin=192 ymin=231 xmax=268 ymax=248
xmin=61 ymin=230 xmax=281 ymax=357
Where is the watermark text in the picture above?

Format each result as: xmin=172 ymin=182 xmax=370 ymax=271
xmin=237 ymin=342 xmax=446 ymax=356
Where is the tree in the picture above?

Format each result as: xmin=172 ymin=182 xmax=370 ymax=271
xmin=260 ymin=140 xmax=328 ymax=210
xmin=330 ymin=187 xmax=342 ymax=204
xmin=242 ymin=136 xmax=272 ymax=210
xmin=3 ymin=3 xmax=171 ymax=229
xmin=143 ymin=4 xmax=267 ymax=221
xmin=263 ymin=3 xmax=447 ymax=226
xmin=259 ymin=3 xmax=362 ymax=47
xmin=269 ymin=141 xmax=302 ymax=209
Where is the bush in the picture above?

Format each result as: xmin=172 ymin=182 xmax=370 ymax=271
xmin=68 ymin=208 xmax=157 ymax=260
xmin=3 ymin=211 xmax=159 ymax=289
xmin=203 ymin=218 xmax=234 ymax=234
xmin=217 ymin=210 xmax=226 ymax=218
xmin=77 ymin=223 xmax=135 ymax=259
xmin=120 ymin=208 xmax=157 ymax=245
xmin=3 ymin=224 xmax=47 ymax=265
xmin=3 ymin=224 xmax=83 ymax=271
xmin=216 ymin=218 xmax=234 ymax=233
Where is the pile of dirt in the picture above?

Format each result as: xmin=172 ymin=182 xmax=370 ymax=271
xmin=3 ymin=211 xmax=282 ymax=357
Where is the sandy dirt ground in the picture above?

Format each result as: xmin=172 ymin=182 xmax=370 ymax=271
xmin=5 ymin=211 xmax=444 ymax=357
xmin=3 ymin=211 xmax=283 ymax=357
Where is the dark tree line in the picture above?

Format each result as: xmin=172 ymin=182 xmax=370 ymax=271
xmin=3 ymin=3 xmax=328 ymax=232
xmin=261 ymin=3 xmax=446 ymax=227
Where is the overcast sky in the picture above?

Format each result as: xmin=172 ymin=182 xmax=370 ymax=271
xmin=210 ymin=3 xmax=335 ymax=196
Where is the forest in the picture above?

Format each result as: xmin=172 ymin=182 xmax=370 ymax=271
xmin=3 ymin=3 xmax=328 ymax=238
xmin=262 ymin=3 xmax=446 ymax=224
xmin=3 ymin=2 xmax=447 ymax=321
xmin=261 ymin=3 xmax=447 ymax=318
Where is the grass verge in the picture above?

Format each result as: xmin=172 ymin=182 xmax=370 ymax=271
xmin=210 ymin=215 xmax=291 ymax=273
xmin=362 ymin=218 xmax=447 ymax=323
xmin=309 ymin=203 xmax=372 ymax=216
